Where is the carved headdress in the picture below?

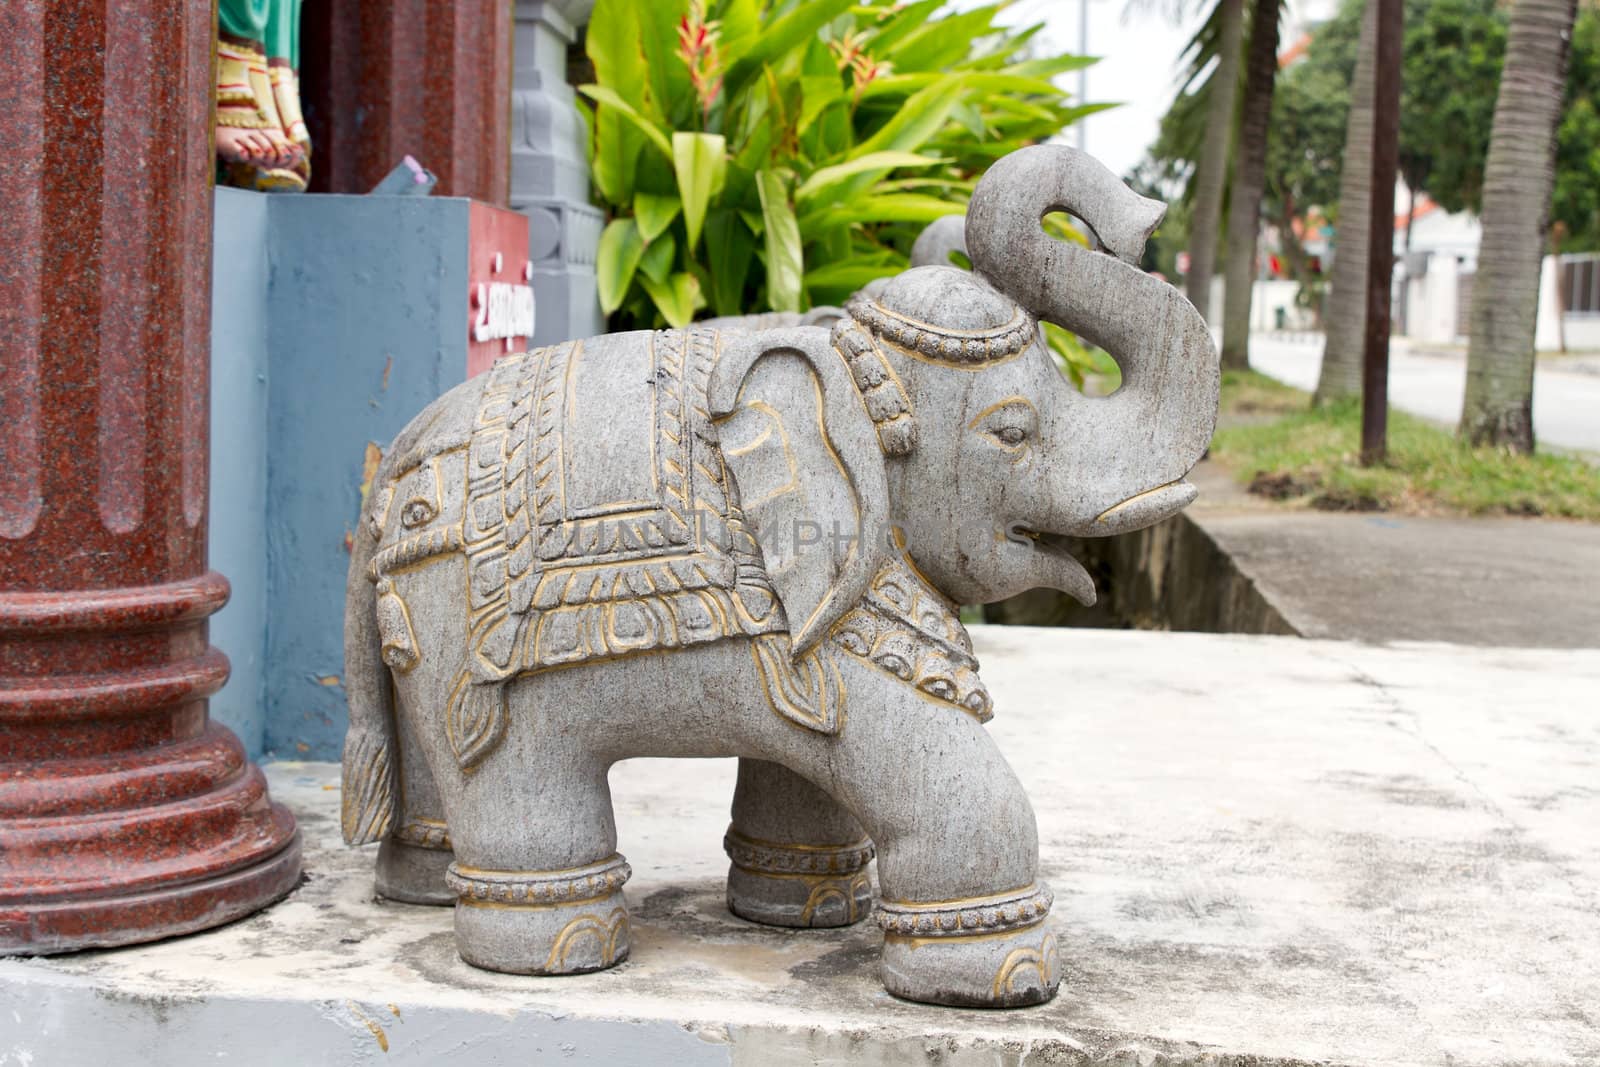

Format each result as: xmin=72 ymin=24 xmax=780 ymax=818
xmin=833 ymin=264 xmax=1039 ymax=457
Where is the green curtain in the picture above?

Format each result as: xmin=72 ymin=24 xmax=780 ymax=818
xmin=265 ymin=0 xmax=303 ymax=66
xmin=219 ymin=0 xmax=299 ymax=66
xmin=217 ymin=0 xmax=270 ymax=42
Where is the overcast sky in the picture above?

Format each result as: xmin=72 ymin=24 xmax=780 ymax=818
xmin=983 ymin=0 xmax=1339 ymax=181
xmin=996 ymin=0 xmax=1211 ymax=180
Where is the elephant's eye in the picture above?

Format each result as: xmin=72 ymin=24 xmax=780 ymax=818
xmin=970 ymin=396 xmax=1038 ymax=455
xmin=400 ymin=499 xmax=436 ymax=528
xmin=994 ymin=426 xmax=1027 ymax=448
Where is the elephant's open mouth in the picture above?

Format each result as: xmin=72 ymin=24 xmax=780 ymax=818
xmin=1012 ymin=527 xmax=1097 ymax=605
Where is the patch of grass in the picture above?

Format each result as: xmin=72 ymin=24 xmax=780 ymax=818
xmin=1210 ymin=375 xmax=1600 ymax=520
xmin=1220 ymin=368 xmax=1309 ymax=417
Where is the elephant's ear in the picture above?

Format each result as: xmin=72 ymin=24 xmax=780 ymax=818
xmin=709 ymin=327 xmax=891 ymax=657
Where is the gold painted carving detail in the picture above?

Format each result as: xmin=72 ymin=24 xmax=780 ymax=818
xmin=750 ymin=633 xmax=846 ymax=735
xmin=722 ymin=828 xmax=874 ymax=875
xmin=393 ymin=818 xmax=451 ymax=850
xmin=830 ymin=317 xmax=916 ymax=455
xmin=830 ymin=560 xmax=993 ymax=720
xmin=445 ymin=669 xmax=508 ymax=772
xmin=845 ymin=294 xmax=1036 ymax=367
xmin=801 ymin=872 xmax=873 ymax=926
xmin=374 ymin=580 xmax=421 ymax=674
xmin=445 ymin=854 xmax=632 ymax=905
xmin=876 ymin=883 xmax=1053 ymax=937
xmin=547 ymin=907 xmax=630 ymax=972
xmin=368 ymin=523 xmax=463 ymax=579
xmin=340 ymin=726 xmax=395 ymax=845
xmin=463 ymin=332 xmax=786 ymax=682
xmin=992 ymin=930 xmax=1061 ymax=1000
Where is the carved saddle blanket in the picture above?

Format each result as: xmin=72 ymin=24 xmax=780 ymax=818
xmin=462 ymin=329 xmax=788 ymax=683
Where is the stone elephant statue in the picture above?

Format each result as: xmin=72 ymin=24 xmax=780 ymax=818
xmin=340 ymin=144 xmax=1218 ymax=1007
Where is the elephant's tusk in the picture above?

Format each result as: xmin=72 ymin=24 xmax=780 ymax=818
xmin=1093 ymin=480 xmax=1198 ymax=531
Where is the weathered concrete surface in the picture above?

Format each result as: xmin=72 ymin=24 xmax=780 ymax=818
xmin=3 ymin=627 xmax=1598 ymax=1065
xmin=1195 ymin=510 xmax=1600 ymax=647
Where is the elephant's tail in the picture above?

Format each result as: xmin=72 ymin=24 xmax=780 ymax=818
xmin=341 ymin=490 xmax=396 ymax=845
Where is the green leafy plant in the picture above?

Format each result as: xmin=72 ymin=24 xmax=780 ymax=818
xmin=580 ymin=0 xmax=1103 ymax=330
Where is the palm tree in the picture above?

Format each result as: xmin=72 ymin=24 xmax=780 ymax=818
xmin=1218 ymin=0 xmax=1283 ymax=370
xmin=1313 ymin=0 xmax=1377 ymax=406
xmin=1184 ymin=0 xmax=1244 ymax=323
xmin=1460 ymin=0 xmax=1579 ymax=451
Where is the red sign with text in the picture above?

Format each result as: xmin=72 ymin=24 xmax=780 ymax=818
xmin=466 ymin=202 xmax=535 ymax=378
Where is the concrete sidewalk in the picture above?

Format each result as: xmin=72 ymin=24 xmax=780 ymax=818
xmin=4 ymin=628 xmax=1597 ymax=1066
xmin=1185 ymin=462 xmax=1600 ymax=648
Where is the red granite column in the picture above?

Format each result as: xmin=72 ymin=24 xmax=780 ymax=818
xmin=300 ymin=0 xmax=512 ymax=203
xmin=0 ymin=0 xmax=301 ymax=952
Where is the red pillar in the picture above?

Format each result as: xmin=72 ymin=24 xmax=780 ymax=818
xmin=300 ymin=0 xmax=513 ymax=204
xmin=0 ymin=0 xmax=300 ymax=953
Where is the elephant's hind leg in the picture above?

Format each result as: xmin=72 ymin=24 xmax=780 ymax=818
xmin=724 ymin=759 xmax=874 ymax=928
xmin=449 ymin=850 xmax=632 ymax=977
xmin=374 ymin=698 xmax=454 ymax=905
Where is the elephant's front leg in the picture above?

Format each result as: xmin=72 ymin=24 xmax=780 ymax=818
xmin=762 ymin=673 xmax=1060 ymax=1009
xmin=858 ymin=718 xmax=1058 ymax=1008
xmin=724 ymin=759 xmax=874 ymax=928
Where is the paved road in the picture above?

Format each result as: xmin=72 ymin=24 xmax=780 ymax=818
xmin=1245 ymin=334 xmax=1600 ymax=456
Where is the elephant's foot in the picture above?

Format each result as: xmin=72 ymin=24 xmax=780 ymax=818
xmin=723 ymin=828 xmax=875 ymax=928
xmin=446 ymin=854 xmax=632 ymax=975
xmin=877 ymin=884 xmax=1060 ymax=1008
xmin=375 ymin=835 xmax=455 ymax=906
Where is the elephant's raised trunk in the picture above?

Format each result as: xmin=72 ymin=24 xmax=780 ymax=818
xmin=965 ymin=145 xmax=1220 ymax=536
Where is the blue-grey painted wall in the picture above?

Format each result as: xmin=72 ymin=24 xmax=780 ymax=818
xmin=263 ymin=196 xmax=473 ymax=759
xmin=209 ymin=192 xmax=483 ymax=759
xmin=208 ymin=189 xmax=271 ymax=754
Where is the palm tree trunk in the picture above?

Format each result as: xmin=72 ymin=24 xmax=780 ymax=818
xmin=1218 ymin=0 xmax=1282 ymax=371
xmin=1184 ymin=0 xmax=1244 ymax=324
xmin=1314 ymin=0 xmax=1377 ymax=405
xmin=1460 ymin=0 xmax=1577 ymax=452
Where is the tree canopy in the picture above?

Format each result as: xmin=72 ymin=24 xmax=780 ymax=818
xmin=1398 ymin=0 xmax=1506 ymax=214
xmin=1146 ymin=0 xmax=1600 ymax=296
xmin=1554 ymin=7 xmax=1600 ymax=250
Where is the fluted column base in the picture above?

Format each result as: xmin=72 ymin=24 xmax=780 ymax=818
xmin=0 ymin=574 xmax=301 ymax=955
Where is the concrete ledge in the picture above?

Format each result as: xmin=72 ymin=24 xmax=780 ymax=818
xmin=4 ymin=628 xmax=1598 ymax=1065
xmin=1009 ymin=456 xmax=1600 ymax=649
xmin=1195 ymin=510 xmax=1600 ymax=648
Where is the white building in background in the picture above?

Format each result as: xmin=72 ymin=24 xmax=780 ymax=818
xmin=1393 ymin=193 xmax=1481 ymax=346
xmin=1394 ymin=188 xmax=1600 ymax=351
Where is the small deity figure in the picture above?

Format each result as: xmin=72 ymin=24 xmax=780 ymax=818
xmin=214 ymin=0 xmax=310 ymax=192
